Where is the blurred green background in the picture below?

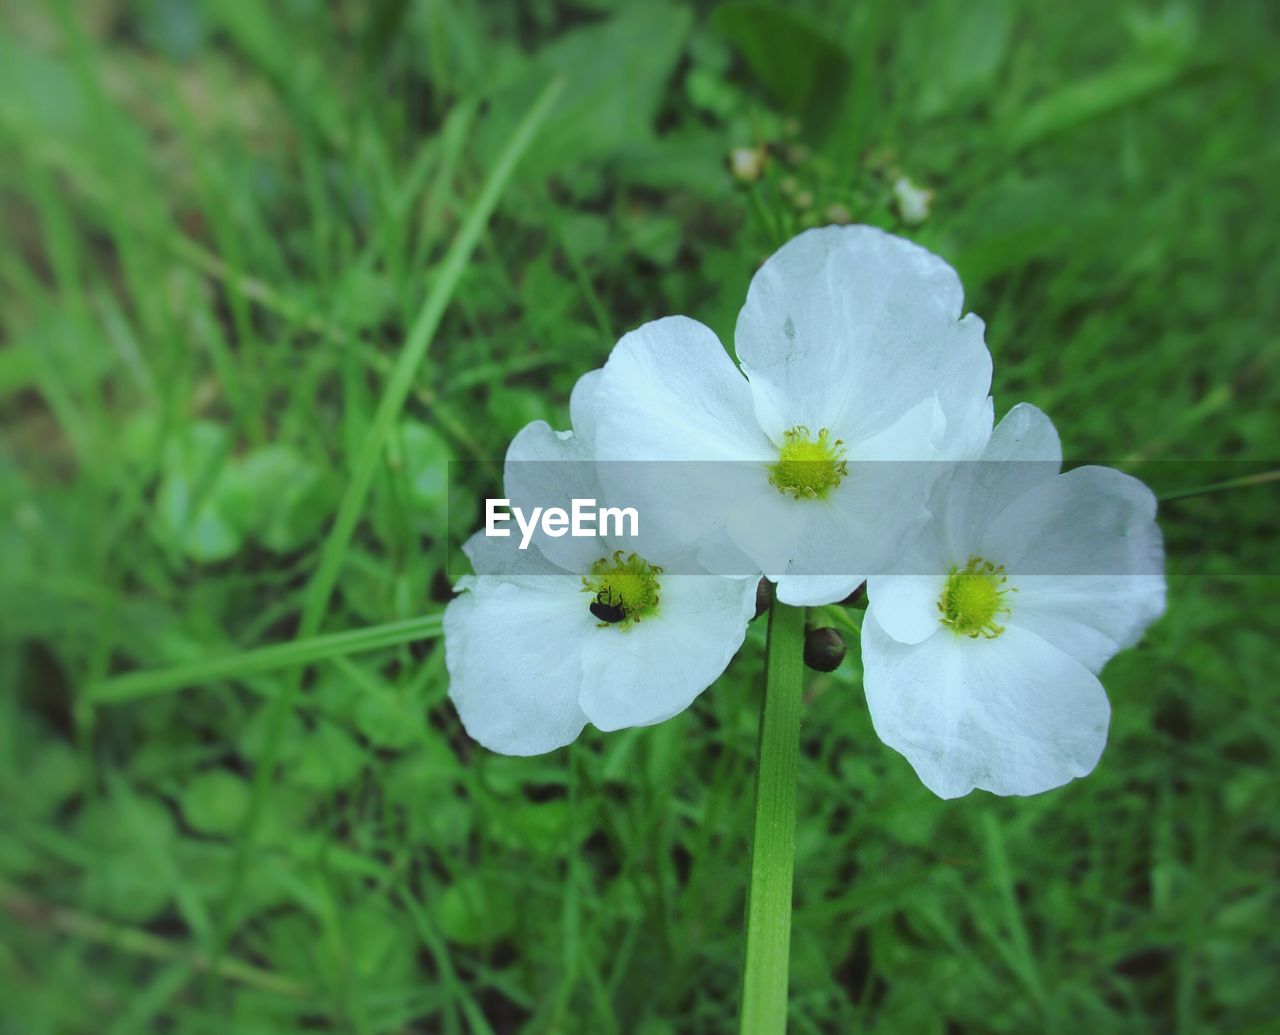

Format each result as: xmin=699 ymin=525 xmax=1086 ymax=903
xmin=2 ymin=1 xmax=1277 ymax=1032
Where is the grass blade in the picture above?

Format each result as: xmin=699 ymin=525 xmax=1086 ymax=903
xmin=208 ymin=75 xmax=564 ymax=971
xmin=87 ymin=614 xmax=444 ymax=704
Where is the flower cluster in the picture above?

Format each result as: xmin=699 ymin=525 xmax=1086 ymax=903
xmin=445 ymin=226 xmax=1165 ymax=798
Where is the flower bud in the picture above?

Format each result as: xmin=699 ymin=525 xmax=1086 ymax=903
xmin=729 ymin=146 xmax=766 ymax=183
xmin=892 ymin=175 xmax=934 ymax=225
xmin=754 ymin=577 xmax=776 ymax=619
xmin=824 ymin=203 xmax=852 ymax=225
xmin=785 ymin=143 xmax=810 ymax=167
xmin=804 ymin=627 xmax=846 ymax=672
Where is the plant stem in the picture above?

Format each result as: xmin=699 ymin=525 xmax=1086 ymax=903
xmin=740 ymin=600 xmax=805 ymax=1034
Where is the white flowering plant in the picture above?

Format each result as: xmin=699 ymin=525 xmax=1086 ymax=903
xmin=444 ymin=225 xmax=1166 ymax=1032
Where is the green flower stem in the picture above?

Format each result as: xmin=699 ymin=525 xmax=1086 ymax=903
xmin=741 ymin=600 xmax=806 ymax=1034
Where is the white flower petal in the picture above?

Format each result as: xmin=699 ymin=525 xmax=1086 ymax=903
xmin=578 ymin=573 xmax=755 ymax=730
xmin=940 ymin=402 xmax=1061 ymax=557
xmin=982 ymin=402 xmax=1062 ymax=466
xmin=445 ymin=577 xmax=592 ymax=755
xmin=941 ymin=393 xmax=995 ymax=463
xmin=866 ymin=574 xmax=947 ymax=644
xmin=731 ymin=455 xmax=930 ymax=602
xmin=773 ymin=574 xmax=864 ymax=607
xmin=735 ymin=225 xmax=991 ymax=447
xmin=460 ymin=527 xmax=570 ymax=582
xmin=987 ymin=465 xmax=1165 ymax=671
xmin=596 ymin=316 xmax=770 ymax=462
xmin=568 ymin=368 xmax=602 ymax=448
xmin=722 ymin=396 xmax=937 ymax=602
xmin=862 ymin=616 xmax=1111 ymax=798
xmin=854 ymin=394 xmax=943 ymax=462
xmin=1010 ymin=575 xmax=1167 ymax=674
xmin=503 ymin=420 xmax=604 ymax=574
xmin=986 ymin=466 xmax=1163 ymax=578
xmin=593 ymin=316 xmax=773 ymax=569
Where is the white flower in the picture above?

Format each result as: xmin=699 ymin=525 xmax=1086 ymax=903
xmin=591 ymin=225 xmax=993 ymax=606
xmin=862 ymin=403 xmax=1166 ymax=798
xmin=444 ymin=372 xmax=757 ymax=755
xmin=729 ymin=145 xmax=766 ymax=183
xmin=892 ymin=175 xmax=934 ymax=225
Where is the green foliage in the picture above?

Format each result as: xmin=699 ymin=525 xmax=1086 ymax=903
xmin=1 ymin=0 xmax=1276 ymax=1033
xmin=712 ymin=2 xmax=850 ymax=131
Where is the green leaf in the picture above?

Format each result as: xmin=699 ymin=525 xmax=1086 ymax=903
xmin=395 ymin=420 xmax=450 ymax=528
xmin=438 ymin=876 xmax=516 ymax=947
xmin=290 ymin=721 xmax=366 ymax=791
xmin=345 ymin=902 xmax=417 ymax=985
xmin=627 ymin=212 xmax=683 ymax=266
xmin=385 ymin=733 xmax=462 ymax=807
xmin=175 ymin=840 xmax=293 ymax=916
xmin=76 ymin=797 xmax=177 ymax=923
xmin=712 ymin=2 xmax=850 ymax=128
xmin=80 ymin=853 xmax=173 ymax=923
xmin=500 ymin=800 xmax=572 ymax=856
xmin=478 ymin=5 xmax=692 ymax=181
xmin=354 ymin=690 xmax=426 ymax=750
xmin=1003 ymin=53 xmax=1192 ymax=153
xmin=911 ymin=0 xmax=1013 ymax=119
xmin=227 ymin=444 xmax=336 ymax=554
xmin=419 ymin=795 xmax=473 ymax=851
xmin=154 ymin=421 xmax=243 ymax=563
xmin=181 ymin=769 xmax=251 ymax=836
xmin=22 ymin=737 xmax=82 ymax=818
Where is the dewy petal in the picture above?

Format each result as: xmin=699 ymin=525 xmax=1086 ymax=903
xmin=735 ymin=225 xmax=991 ymax=447
xmin=445 ymin=575 xmax=593 ymax=755
xmin=578 ymin=571 xmax=755 ymax=730
xmin=987 ymin=465 xmax=1166 ymax=672
xmin=594 ymin=316 xmax=773 ymax=570
xmin=862 ymin=616 xmax=1111 ymax=798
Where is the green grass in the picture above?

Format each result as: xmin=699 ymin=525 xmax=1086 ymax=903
xmin=1 ymin=1 xmax=1277 ymax=1032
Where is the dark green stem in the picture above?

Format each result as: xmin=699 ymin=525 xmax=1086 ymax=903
xmin=740 ymin=601 xmax=805 ymax=1034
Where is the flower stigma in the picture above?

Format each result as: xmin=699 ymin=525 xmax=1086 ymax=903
xmin=768 ymin=425 xmax=848 ymax=500
xmin=582 ymin=550 xmax=663 ymax=629
xmin=938 ymin=556 xmax=1014 ymax=639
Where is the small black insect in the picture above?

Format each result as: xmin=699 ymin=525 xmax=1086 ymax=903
xmin=590 ymin=589 xmax=627 ymax=624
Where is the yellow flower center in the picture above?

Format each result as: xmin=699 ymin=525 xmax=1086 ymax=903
xmin=768 ymin=426 xmax=848 ymax=500
xmin=938 ymin=556 xmax=1014 ymax=639
xmin=581 ymin=551 xmax=663 ymax=630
